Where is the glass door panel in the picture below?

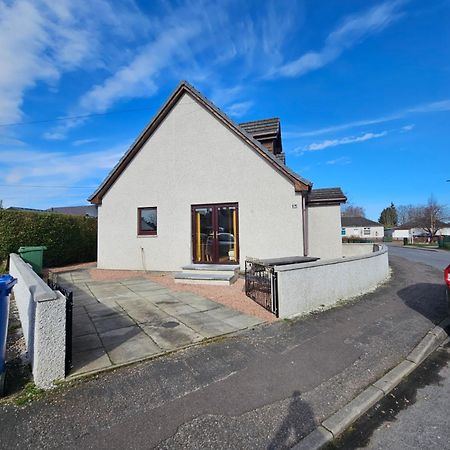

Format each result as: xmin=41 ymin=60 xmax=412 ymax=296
xmin=217 ymin=206 xmax=238 ymax=263
xmin=193 ymin=207 xmax=213 ymax=263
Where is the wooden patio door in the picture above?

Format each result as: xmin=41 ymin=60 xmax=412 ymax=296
xmin=192 ymin=203 xmax=239 ymax=264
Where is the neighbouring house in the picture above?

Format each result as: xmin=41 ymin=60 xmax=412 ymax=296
xmin=88 ymin=81 xmax=347 ymax=275
xmin=341 ymin=216 xmax=384 ymax=240
xmin=47 ymin=205 xmax=98 ymax=218
xmin=391 ymin=220 xmax=450 ymax=240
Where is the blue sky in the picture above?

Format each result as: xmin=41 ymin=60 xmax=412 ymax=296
xmin=0 ymin=0 xmax=448 ymax=220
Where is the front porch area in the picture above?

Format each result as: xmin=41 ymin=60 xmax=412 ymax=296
xmin=54 ymin=267 xmax=273 ymax=377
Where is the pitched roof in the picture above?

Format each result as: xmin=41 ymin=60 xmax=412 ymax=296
xmin=48 ymin=205 xmax=97 ymax=217
xmin=239 ymin=118 xmax=280 ymax=139
xmin=341 ymin=216 xmax=383 ymax=227
xmin=395 ymin=220 xmax=450 ymax=230
xmin=88 ymin=81 xmax=312 ymax=204
xmin=307 ymin=187 xmax=347 ymax=205
xmin=6 ymin=206 xmax=46 ymax=213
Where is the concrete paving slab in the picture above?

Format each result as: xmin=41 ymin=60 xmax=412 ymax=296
xmin=99 ymin=326 xmax=161 ymax=364
xmin=222 ymin=313 xmax=264 ymax=329
xmin=71 ymin=347 xmax=112 ymax=375
xmin=92 ymin=314 xmax=135 ymax=334
xmin=73 ymin=315 xmax=96 ymax=337
xmin=137 ymin=291 xmax=175 ymax=302
xmin=73 ymin=333 xmax=103 ymax=353
xmin=177 ymin=311 xmax=240 ymax=338
xmin=155 ymin=302 xmax=199 ymax=316
xmin=73 ymin=296 xmax=97 ymax=307
xmin=85 ymin=302 xmax=124 ymax=319
xmin=127 ymin=283 xmax=169 ymax=293
xmin=118 ymin=299 xmax=166 ymax=324
xmin=142 ymin=320 xmax=203 ymax=350
xmin=204 ymin=306 xmax=243 ymax=322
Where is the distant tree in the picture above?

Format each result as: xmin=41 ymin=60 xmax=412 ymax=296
xmin=397 ymin=204 xmax=422 ymax=225
xmin=341 ymin=204 xmax=366 ymax=217
xmin=414 ymin=196 xmax=449 ymax=239
xmin=378 ymin=202 xmax=398 ymax=227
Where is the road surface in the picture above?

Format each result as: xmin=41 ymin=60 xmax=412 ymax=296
xmin=388 ymin=244 xmax=450 ymax=271
xmin=334 ymin=339 xmax=450 ymax=449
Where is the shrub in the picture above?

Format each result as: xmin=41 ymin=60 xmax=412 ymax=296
xmin=0 ymin=210 xmax=97 ymax=268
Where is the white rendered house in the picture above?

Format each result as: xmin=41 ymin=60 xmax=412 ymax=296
xmin=89 ymin=82 xmax=347 ymax=277
xmin=341 ymin=217 xmax=384 ymax=240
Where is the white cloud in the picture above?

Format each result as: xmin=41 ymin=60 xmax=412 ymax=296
xmin=73 ymin=138 xmax=98 ymax=146
xmin=43 ymin=0 xmax=298 ymax=139
xmin=285 ymin=98 xmax=450 ymax=138
xmin=326 ymin=156 xmax=352 ymax=165
xmin=407 ymin=99 xmax=450 ymax=113
xmin=401 ymin=124 xmax=415 ymax=132
xmin=79 ymin=25 xmax=197 ymax=114
xmin=42 ymin=132 xmax=66 ymax=141
xmin=0 ymin=0 xmax=150 ymax=125
xmin=303 ymin=131 xmax=387 ymax=152
xmin=225 ymin=101 xmax=254 ymax=118
xmin=0 ymin=142 xmax=128 ymax=207
xmin=275 ymin=0 xmax=405 ymax=78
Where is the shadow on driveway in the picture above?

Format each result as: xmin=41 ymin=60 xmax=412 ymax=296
xmin=397 ymin=282 xmax=448 ymax=330
xmin=267 ymin=391 xmax=316 ymax=450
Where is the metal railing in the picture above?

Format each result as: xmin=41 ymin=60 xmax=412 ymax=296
xmin=245 ymin=259 xmax=278 ymax=317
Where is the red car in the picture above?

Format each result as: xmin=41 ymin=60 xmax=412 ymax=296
xmin=445 ymin=264 xmax=450 ymax=311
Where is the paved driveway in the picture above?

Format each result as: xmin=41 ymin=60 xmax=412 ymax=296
xmin=56 ymin=270 xmax=264 ymax=376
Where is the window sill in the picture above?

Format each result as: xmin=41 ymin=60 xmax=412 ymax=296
xmin=137 ymin=234 xmax=158 ymax=238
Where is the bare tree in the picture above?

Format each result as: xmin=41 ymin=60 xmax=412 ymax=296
xmin=341 ymin=204 xmax=366 ymax=217
xmin=397 ymin=204 xmax=421 ymax=225
xmin=414 ymin=196 xmax=449 ymax=239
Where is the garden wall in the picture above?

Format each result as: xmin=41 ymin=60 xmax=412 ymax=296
xmin=9 ymin=254 xmax=66 ymax=389
xmin=276 ymin=244 xmax=389 ymax=318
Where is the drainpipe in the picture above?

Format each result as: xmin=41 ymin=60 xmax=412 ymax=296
xmin=302 ymin=193 xmax=308 ymax=256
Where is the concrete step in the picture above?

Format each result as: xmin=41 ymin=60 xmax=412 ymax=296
xmin=174 ymin=271 xmax=238 ymax=286
xmin=181 ymin=264 xmax=240 ymax=276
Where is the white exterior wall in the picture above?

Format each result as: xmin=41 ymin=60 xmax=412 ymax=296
xmin=342 ymin=226 xmax=384 ymax=239
xmin=98 ymin=93 xmax=304 ymax=271
xmin=342 ymin=243 xmax=376 ymax=257
xmin=392 ymin=229 xmax=409 ymax=239
xmin=276 ymin=245 xmax=389 ymax=318
xmin=307 ymin=204 xmax=343 ymax=260
xmin=9 ymin=254 xmax=66 ymax=389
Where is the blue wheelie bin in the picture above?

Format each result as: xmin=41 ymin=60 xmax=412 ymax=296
xmin=0 ymin=275 xmax=17 ymax=396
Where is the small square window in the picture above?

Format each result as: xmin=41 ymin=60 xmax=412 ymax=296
xmin=363 ymin=227 xmax=370 ymax=236
xmin=341 ymin=227 xmax=346 ymax=236
xmin=138 ymin=207 xmax=157 ymax=235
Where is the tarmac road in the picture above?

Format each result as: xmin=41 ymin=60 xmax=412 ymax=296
xmin=387 ymin=244 xmax=450 ymax=271
xmin=333 ymin=339 xmax=450 ymax=450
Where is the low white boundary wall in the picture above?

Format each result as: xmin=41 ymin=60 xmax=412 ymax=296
xmin=276 ymin=244 xmax=389 ymax=318
xmin=9 ymin=254 xmax=66 ymax=389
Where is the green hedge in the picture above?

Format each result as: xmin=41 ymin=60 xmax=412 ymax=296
xmin=0 ymin=209 xmax=97 ymax=268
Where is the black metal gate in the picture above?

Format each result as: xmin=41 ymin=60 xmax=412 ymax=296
xmin=245 ymin=260 xmax=279 ymax=316
xmin=47 ymin=277 xmax=73 ymax=376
